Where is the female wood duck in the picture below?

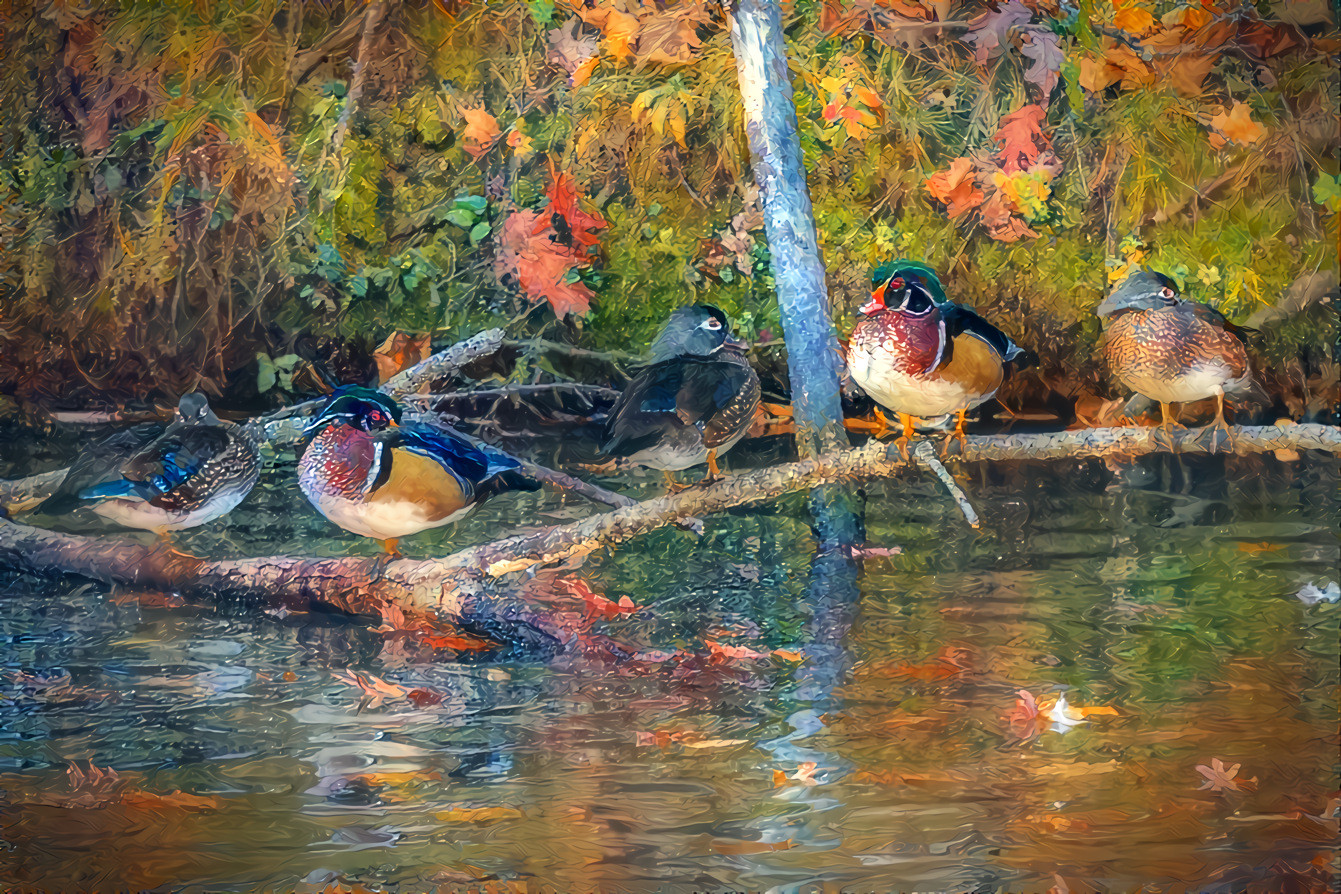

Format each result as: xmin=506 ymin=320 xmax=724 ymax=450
xmin=38 ymin=392 xmax=260 ymax=534
xmin=847 ymin=261 xmax=1029 ymax=458
xmin=299 ymin=386 xmax=539 ymax=554
xmin=601 ymin=304 xmax=761 ymax=490
xmin=1098 ymin=267 xmax=1265 ymax=438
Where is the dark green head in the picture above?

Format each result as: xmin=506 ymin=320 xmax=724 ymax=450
xmin=308 ymin=385 xmax=402 ymax=435
xmin=646 ymin=304 xmax=746 ymax=364
xmin=175 ymin=392 xmax=220 ymax=424
xmin=870 ymin=260 xmax=948 ymax=305
xmin=1097 ymin=268 xmax=1179 ymax=318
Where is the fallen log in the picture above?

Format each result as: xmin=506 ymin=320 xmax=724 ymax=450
xmin=0 ymin=521 xmax=569 ymax=654
xmin=1 ymin=425 xmax=1335 ymax=627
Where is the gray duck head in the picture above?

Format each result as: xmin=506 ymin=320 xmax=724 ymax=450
xmin=1097 ymin=268 xmax=1180 ymax=319
xmin=646 ymin=304 xmax=746 ymax=363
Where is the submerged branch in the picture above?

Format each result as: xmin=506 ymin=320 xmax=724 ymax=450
xmin=912 ymin=440 xmax=980 ymax=528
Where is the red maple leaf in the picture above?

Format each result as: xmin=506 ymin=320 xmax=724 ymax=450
xmin=495 ymin=210 xmax=595 ymax=318
xmin=534 ymin=160 xmax=607 ymax=249
xmin=993 ymin=104 xmax=1050 ymax=173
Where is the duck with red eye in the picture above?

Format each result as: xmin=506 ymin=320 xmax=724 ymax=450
xmin=847 ymin=261 xmax=1030 ymax=459
xmin=1098 ymin=267 xmax=1265 ymax=445
xmin=298 ymin=386 xmax=540 ymax=556
xmin=601 ymin=304 xmax=761 ymax=491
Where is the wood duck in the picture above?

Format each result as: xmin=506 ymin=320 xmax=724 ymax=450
xmin=601 ymin=304 xmax=761 ymax=490
xmin=1098 ymin=267 xmax=1265 ymax=438
xmin=847 ymin=261 xmax=1029 ymax=457
xmin=38 ymin=392 xmax=260 ymax=534
xmin=299 ymin=386 xmax=539 ymax=554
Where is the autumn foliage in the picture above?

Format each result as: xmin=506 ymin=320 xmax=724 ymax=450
xmin=0 ymin=0 xmax=1335 ymax=407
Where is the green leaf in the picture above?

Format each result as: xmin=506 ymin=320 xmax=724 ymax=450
xmin=469 ymin=220 xmax=491 ymax=244
xmin=256 ymin=353 xmax=276 ymax=394
xmin=1312 ymin=173 xmax=1341 ymax=213
xmin=454 ymin=194 xmax=488 ymax=213
xmin=445 ymin=208 xmax=476 ymax=228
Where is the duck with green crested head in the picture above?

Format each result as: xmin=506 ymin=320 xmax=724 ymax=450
xmin=847 ymin=261 xmax=1031 ymax=458
xmin=298 ymin=386 xmax=540 ymax=555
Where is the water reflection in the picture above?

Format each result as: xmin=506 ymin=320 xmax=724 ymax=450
xmin=0 ymin=451 xmax=1336 ymax=892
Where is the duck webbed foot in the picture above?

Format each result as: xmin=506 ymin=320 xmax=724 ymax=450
xmin=1205 ymin=392 xmax=1235 ymax=453
xmin=663 ymin=470 xmax=689 ymax=494
xmin=941 ymin=410 xmax=969 ymax=457
xmin=893 ymin=413 xmax=919 ymax=464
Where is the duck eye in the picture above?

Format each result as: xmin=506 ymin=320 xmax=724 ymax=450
xmin=704 ymin=318 xmax=722 ymax=330
xmin=891 ymin=278 xmax=904 ymax=289
xmin=1161 ymin=287 xmax=1175 ymax=298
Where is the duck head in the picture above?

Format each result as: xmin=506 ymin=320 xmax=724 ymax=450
xmin=306 ymin=386 xmax=402 ymax=437
xmin=861 ymin=266 xmax=942 ymax=320
xmin=1097 ymin=268 xmax=1180 ymax=319
xmin=176 ymin=392 xmax=221 ymax=425
xmin=646 ymin=304 xmax=747 ymax=363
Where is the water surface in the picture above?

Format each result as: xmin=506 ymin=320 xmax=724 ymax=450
xmin=1 ymin=441 xmax=1337 ymax=892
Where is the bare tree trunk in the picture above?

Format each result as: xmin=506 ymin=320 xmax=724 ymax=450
xmin=727 ymin=0 xmax=861 ymax=546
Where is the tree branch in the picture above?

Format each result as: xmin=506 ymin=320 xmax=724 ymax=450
xmin=0 ymin=520 xmax=568 ymax=654
xmin=327 ymin=1 xmax=387 ymax=161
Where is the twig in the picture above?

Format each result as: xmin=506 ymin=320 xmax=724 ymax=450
xmin=911 ymin=440 xmax=979 ymax=528
xmin=327 ymin=1 xmax=388 ymax=162
xmin=381 ymin=328 xmax=506 ymax=396
xmin=404 ymin=383 xmax=621 ymax=404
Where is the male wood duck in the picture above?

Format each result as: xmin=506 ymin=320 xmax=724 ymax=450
xmin=1098 ymin=267 xmax=1266 ymax=438
xmin=847 ymin=261 xmax=1029 ymax=457
xmin=299 ymin=386 xmax=540 ymax=554
xmin=601 ymin=304 xmax=761 ymax=490
xmin=38 ymin=392 xmax=260 ymax=534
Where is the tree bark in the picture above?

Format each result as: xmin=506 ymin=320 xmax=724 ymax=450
xmin=728 ymin=0 xmax=861 ymax=546
xmin=3 ymin=425 xmax=1334 ymax=632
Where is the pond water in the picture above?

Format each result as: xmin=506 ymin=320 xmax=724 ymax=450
xmin=0 ymin=435 xmax=1337 ymax=893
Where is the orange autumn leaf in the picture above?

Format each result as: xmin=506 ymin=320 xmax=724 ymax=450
xmin=572 ymin=54 xmax=599 ymax=87
xmin=925 ymin=157 xmax=985 ymax=218
xmin=494 ymin=209 xmax=594 ymax=318
xmin=458 ymin=104 xmax=500 ymax=158
xmin=1113 ymin=0 xmax=1156 ymax=35
xmin=993 ymin=104 xmax=1050 ymax=173
xmin=1210 ymin=101 xmax=1267 ymax=145
xmin=373 ymin=331 xmax=431 ymax=383
xmin=577 ymin=7 xmax=640 ymax=61
xmin=1158 ymin=52 xmax=1216 ymax=97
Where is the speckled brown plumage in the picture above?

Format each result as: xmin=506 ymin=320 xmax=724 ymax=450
xmin=1101 ymin=304 xmax=1251 ymax=406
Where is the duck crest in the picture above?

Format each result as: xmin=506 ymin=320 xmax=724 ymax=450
xmin=299 ymin=424 xmax=380 ymax=499
xmin=853 ymin=307 xmax=944 ymax=375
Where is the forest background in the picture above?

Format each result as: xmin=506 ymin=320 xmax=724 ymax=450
xmin=0 ymin=0 xmax=1336 ymax=421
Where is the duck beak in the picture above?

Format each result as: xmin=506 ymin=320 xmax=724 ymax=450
xmin=725 ymin=333 xmax=748 ymax=350
xmin=859 ymin=282 xmax=888 ymax=316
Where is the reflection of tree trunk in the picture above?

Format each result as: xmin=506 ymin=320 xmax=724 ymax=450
xmin=728 ymin=0 xmax=860 ymax=547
